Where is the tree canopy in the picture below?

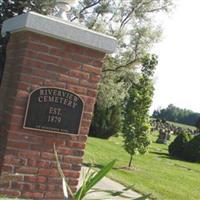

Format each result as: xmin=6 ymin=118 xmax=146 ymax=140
xmin=152 ymin=104 xmax=200 ymax=126
xmin=71 ymin=0 xmax=173 ymax=109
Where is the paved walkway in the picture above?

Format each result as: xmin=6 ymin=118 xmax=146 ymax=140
xmin=79 ymin=167 xmax=141 ymax=200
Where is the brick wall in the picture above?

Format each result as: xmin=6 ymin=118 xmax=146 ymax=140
xmin=0 ymin=31 xmax=105 ymax=199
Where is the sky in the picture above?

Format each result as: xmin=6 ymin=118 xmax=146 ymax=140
xmin=150 ymin=0 xmax=200 ymax=113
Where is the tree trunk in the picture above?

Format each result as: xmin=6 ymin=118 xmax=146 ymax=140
xmin=128 ymin=155 xmax=133 ymax=167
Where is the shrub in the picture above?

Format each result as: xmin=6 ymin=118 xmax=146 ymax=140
xmin=89 ymin=104 xmax=123 ymax=139
xmin=168 ymin=131 xmax=192 ymax=159
xmin=183 ymin=134 xmax=200 ymax=162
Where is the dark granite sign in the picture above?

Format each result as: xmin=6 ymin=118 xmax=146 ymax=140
xmin=24 ymin=87 xmax=84 ymax=134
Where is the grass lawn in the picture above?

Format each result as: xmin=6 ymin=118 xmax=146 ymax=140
xmin=84 ymin=133 xmax=200 ymax=200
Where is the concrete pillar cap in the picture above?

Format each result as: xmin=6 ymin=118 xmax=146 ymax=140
xmin=2 ymin=12 xmax=117 ymax=54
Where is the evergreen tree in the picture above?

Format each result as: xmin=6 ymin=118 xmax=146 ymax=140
xmin=89 ymin=104 xmax=123 ymax=139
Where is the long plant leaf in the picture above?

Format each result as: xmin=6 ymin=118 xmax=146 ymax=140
xmin=54 ymin=144 xmax=74 ymax=199
xmin=77 ymin=169 xmax=91 ymax=200
xmin=77 ymin=168 xmax=97 ymax=200
xmin=75 ymin=160 xmax=116 ymax=199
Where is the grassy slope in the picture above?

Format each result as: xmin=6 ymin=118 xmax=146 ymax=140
xmin=84 ymin=133 xmax=200 ymax=200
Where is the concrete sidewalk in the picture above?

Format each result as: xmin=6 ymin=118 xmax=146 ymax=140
xmin=79 ymin=167 xmax=141 ymax=200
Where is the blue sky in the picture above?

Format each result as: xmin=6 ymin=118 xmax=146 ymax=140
xmin=151 ymin=0 xmax=200 ymax=113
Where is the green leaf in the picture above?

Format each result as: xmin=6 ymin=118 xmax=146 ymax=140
xmin=75 ymin=159 xmax=116 ymax=199
xmin=54 ymin=145 xmax=74 ymax=199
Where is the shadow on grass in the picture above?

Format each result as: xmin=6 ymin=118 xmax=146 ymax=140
xmin=150 ymin=151 xmax=187 ymax=161
xmin=84 ymin=152 xmax=200 ymax=174
xmin=150 ymin=151 xmax=200 ymax=173
xmin=83 ymin=162 xmax=126 ymax=171
xmin=83 ymin=162 xmax=104 ymax=169
xmin=149 ymin=151 xmax=170 ymax=158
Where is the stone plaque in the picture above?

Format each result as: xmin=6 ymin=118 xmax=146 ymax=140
xmin=24 ymin=87 xmax=84 ymax=134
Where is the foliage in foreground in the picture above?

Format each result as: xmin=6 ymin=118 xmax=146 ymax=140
xmin=54 ymin=146 xmax=149 ymax=200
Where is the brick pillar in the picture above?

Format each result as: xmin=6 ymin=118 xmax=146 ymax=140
xmin=0 ymin=12 xmax=116 ymax=199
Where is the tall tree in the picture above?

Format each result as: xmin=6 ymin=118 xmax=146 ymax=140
xmin=72 ymin=0 xmax=173 ymax=104
xmin=77 ymin=0 xmax=174 ymax=138
xmin=123 ymin=54 xmax=157 ymax=167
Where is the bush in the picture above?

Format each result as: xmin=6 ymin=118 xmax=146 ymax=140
xmin=183 ymin=134 xmax=200 ymax=162
xmin=89 ymin=104 xmax=123 ymax=139
xmin=168 ymin=131 xmax=192 ymax=159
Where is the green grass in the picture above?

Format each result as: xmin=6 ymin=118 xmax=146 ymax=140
xmin=84 ymin=133 xmax=200 ymax=200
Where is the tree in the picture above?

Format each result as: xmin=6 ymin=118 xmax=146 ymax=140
xmin=123 ymin=54 xmax=157 ymax=167
xmin=81 ymin=0 xmax=174 ymax=138
xmin=152 ymin=104 xmax=200 ymax=126
xmin=89 ymin=104 xmax=123 ymax=139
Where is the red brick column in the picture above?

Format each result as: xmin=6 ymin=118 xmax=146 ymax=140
xmin=0 ymin=30 xmax=107 ymax=199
